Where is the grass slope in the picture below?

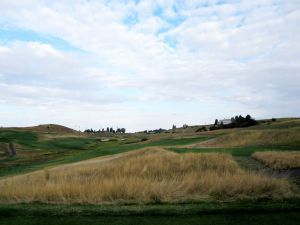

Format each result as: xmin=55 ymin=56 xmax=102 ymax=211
xmin=0 ymin=129 xmax=211 ymax=178
xmin=1 ymin=119 xmax=300 ymax=224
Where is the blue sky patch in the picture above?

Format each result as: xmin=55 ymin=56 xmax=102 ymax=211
xmin=0 ymin=28 xmax=82 ymax=52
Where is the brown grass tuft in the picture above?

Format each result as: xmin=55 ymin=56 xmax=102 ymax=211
xmin=192 ymin=129 xmax=300 ymax=148
xmin=0 ymin=148 xmax=296 ymax=204
xmin=252 ymin=151 xmax=300 ymax=169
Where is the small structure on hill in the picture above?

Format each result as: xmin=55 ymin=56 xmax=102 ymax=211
xmin=218 ymin=119 xmax=232 ymax=126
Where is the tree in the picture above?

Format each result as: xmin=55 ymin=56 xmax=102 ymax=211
xmin=214 ymin=119 xmax=218 ymax=126
xmin=235 ymin=116 xmax=239 ymax=123
xmin=245 ymin=114 xmax=251 ymax=122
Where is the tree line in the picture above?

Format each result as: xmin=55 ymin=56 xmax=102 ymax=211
xmin=143 ymin=128 xmax=167 ymax=134
xmin=84 ymin=127 xmax=126 ymax=134
xmin=210 ymin=114 xmax=257 ymax=131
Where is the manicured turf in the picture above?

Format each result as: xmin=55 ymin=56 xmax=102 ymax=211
xmin=0 ymin=130 xmax=38 ymax=146
xmin=1 ymin=212 xmax=300 ymax=225
xmin=146 ymin=136 xmax=212 ymax=146
xmin=0 ymin=199 xmax=300 ymax=216
xmin=43 ymin=138 xmax=97 ymax=150
xmin=0 ymin=200 xmax=300 ymax=225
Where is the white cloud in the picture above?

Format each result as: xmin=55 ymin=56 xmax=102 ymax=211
xmin=0 ymin=0 xmax=299 ymax=131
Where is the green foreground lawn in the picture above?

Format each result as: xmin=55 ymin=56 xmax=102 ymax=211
xmin=1 ymin=212 xmax=300 ymax=225
xmin=0 ymin=200 xmax=300 ymax=225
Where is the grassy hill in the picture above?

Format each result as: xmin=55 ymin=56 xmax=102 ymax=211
xmin=0 ymin=125 xmax=211 ymax=177
xmin=0 ymin=118 xmax=300 ymax=224
xmin=0 ymin=118 xmax=300 ymax=178
xmin=4 ymin=124 xmax=76 ymax=134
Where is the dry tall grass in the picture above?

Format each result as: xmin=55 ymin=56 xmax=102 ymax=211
xmin=252 ymin=151 xmax=300 ymax=169
xmin=192 ymin=129 xmax=300 ymax=148
xmin=0 ymin=148 xmax=296 ymax=204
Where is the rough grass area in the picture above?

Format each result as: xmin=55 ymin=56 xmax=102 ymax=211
xmin=252 ymin=151 xmax=300 ymax=169
xmin=0 ymin=131 xmax=212 ymax=178
xmin=193 ymin=129 xmax=300 ymax=148
xmin=0 ymin=148 xmax=296 ymax=204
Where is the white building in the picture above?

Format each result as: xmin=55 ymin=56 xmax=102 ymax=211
xmin=218 ymin=119 xmax=232 ymax=125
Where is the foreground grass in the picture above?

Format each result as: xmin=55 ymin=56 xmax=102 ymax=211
xmin=0 ymin=148 xmax=296 ymax=204
xmin=2 ymin=212 xmax=300 ymax=225
xmin=1 ymin=199 xmax=300 ymax=216
xmin=252 ymin=151 xmax=300 ymax=169
xmin=1 ymin=200 xmax=300 ymax=225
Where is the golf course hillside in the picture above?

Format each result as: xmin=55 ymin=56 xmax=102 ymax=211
xmin=186 ymin=118 xmax=300 ymax=148
xmin=0 ymin=117 xmax=300 ymax=222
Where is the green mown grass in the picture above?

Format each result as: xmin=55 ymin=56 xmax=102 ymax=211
xmin=43 ymin=138 xmax=97 ymax=150
xmin=1 ymin=212 xmax=300 ymax=225
xmin=145 ymin=136 xmax=212 ymax=146
xmin=0 ymin=199 xmax=300 ymax=225
xmin=0 ymin=130 xmax=38 ymax=146
xmin=0 ymin=199 xmax=300 ymax=216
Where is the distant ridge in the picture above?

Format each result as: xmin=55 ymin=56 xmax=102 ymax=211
xmin=5 ymin=124 xmax=76 ymax=133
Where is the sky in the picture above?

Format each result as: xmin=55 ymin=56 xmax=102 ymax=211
xmin=0 ymin=0 xmax=299 ymax=132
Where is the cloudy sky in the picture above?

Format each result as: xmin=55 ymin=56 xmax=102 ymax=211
xmin=0 ymin=0 xmax=299 ymax=132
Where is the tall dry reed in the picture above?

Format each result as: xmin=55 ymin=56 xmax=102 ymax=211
xmin=195 ymin=129 xmax=300 ymax=147
xmin=252 ymin=151 xmax=300 ymax=169
xmin=0 ymin=148 xmax=296 ymax=204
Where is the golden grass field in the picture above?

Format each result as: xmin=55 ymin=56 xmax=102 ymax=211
xmin=191 ymin=129 xmax=300 ymax=148
xmin=252 ymin=151 xmax=300 ymax=169
xmin=0 ymin=148 xmax=296 ymax=204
